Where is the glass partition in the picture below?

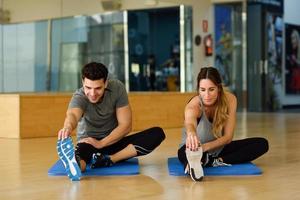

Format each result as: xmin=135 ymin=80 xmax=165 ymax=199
xmin=127 ymin=6 xmax=193 ymax=92
xmin=214 ymin=3 xmax=244 ymax=110
xmin=0 ymin=1 xmax=3 ymax=92
xmin=51 ymin=12 xmax=125 ymax=91
xmin=0 ymin=4 xmax=193 ymax=93
xmin=2 ymin=21 xmax=48 ymax=92
xmin=127 ymin=7 xmax=180 ymax=91
xmin=0 ymin=23 xmax=2 ymax=92
xmin=182 ymin=5 xmax=193 ymax=92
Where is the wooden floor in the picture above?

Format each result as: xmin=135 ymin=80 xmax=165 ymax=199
xmin=1 ymin=112 xmax=300 ymax=200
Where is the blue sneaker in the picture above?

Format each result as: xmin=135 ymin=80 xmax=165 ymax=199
xmin=57 ymin=137 xmax=82 ymax=181
xmin=91 ymin=153 xmax=113 ymax=168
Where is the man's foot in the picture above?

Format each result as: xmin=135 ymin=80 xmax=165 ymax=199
xmin=75 ymin=154 xmax=87 ymax=172
xmin=185 ymin=147 xmax=204 ymax=182
xmin=57 ymin=137 xmax=82 ymax=181
xmin=91 ymin=153 xmax=114 ymax=168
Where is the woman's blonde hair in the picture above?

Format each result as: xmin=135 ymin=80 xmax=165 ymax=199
xmin=291 ymin=29 xmax=300 ymax=62
xmin=197 ymin=67 xmax=229 ymax=138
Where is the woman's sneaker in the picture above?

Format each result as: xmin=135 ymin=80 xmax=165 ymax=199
xmin=57 ymin=137 xmax=82 ymax=181
xmin=185 ymin=147 xmax=204 ymax=182
xmin=211 ymin=158 xmax=232 ymax=167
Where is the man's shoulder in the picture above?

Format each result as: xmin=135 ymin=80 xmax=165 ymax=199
xmin=73 ymin=87 xmax=85 ymax=96
xmin=72 ymin=87 xmax=88 ymax=102
xmin=108 ymin=79 xmax=124 ymax=85
xmin=107 ymin=79 xmax=125 ymax=90
xmin=69 ymin=87 xmax=88 ymax=109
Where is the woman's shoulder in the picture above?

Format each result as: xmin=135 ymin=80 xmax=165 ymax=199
xmin=186 ymin=95 xmax=202 ymax=112
xmin=224 ymin=90 xmax=237 ymax=109
xmin=187 ymin=95 xmax=201 ymax=106
xmin=185 ymin=95 xmax=202 ymax=117
xmin=224 ymin=91 xmax=236 ymax=100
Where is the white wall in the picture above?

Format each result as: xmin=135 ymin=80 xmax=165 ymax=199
xmin=283 ymin=0 xmax=300 ymax=105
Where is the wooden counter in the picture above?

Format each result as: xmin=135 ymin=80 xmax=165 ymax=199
xmin=0 ymin=92 xmax=196 ymax=138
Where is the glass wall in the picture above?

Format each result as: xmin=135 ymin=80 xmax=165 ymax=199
xmin=1 ymin=21 xmax=48 ymax=92
xmin=0 ymin=5 xmax=193 ymax=93
xmin=50 ymin=13 xmax=124 ymax=92
xmin=247 ymin=3 xmax=283 ymax=111
xmin=182 ymin=6 xmax=193 ymax=92
xmin=128 ymin=7 xmax=180 ymax=91
xmin=0 ymin=24 xmax=3 ymax=92
xmin=127 ymin=6 xmax=193 ymax=92
xmin=214 ymin=3 xmax=244 ymax=110
xmin=0 ymin=12 xmax=125 ymax=92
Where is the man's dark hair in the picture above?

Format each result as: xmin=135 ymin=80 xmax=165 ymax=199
xmin=81 ymin=62 xmax=108 ymax=81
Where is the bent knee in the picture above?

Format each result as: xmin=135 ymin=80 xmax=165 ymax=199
xmin=150 ymin=126 xmax=166 ymax=142
xmin=258 ymin=137 xmax=269 ymax=154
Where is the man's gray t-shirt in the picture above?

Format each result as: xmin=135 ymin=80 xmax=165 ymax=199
xmin=68 ymin=79 xmax=129 ymax=140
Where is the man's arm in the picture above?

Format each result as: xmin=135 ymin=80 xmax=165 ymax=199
xmin=79 ymin=104 xmax=132 ymax=149
xmin=58 ymin=108 xmax=83 ymax=139
xmin=99 ymin=104 xmax=132 ymax=148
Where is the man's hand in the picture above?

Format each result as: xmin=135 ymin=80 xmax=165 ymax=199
xmin=58 ymin=127 xmax=71 ymax=140
xmin=78 ymin=137 xmax=102 ymax=149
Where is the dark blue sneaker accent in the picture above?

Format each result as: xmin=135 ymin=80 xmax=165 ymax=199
xmin=57 ymin=137 xmax=82 ymax=181
xmin=91 ymin=153 xmax=113 ymax=168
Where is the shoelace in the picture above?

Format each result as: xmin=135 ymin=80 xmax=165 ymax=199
xmin=212 ymin=159 xmax=232 ymax=167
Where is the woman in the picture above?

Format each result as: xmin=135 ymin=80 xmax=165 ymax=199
xmin=289 ymin=30 xmax=300 ymax=93
xmin=177 ymin=67 xmax=269 ymax=182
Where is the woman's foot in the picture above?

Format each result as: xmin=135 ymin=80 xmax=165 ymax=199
xmin=185 ymin=147 xmax=204 ymax=182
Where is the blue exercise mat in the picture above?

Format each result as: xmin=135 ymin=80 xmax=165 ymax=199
xmin=168 ymin=157 xmax=262 ymax=176
xmin=48 ymin=158 xmax=139 ymax=176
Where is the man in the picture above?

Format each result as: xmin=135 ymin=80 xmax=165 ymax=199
xmin=57 ymin=62 xmax=165 ymax=180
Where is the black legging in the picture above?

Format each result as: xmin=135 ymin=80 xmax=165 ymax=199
xmin=76 ymin=127 xmax=165 ymax=164
xmin=178 ymin=137 xmax=269 ymax=167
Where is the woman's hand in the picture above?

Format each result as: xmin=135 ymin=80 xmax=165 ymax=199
xmin=78 ymin=137 xmax=103 ymax=149
xmin=186 ymin=133 xmax=200 ymax=151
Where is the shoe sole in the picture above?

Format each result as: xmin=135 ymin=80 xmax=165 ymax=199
xmin=57 ymin=137 xmax=81 ymax=181
xmin=185 ymin=148 xmax=204 ymax=182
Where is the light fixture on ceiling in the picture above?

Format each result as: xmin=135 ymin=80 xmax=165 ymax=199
xmin=0 ymin=8 xmax=10 ymax=23
xmin=100 ymin=0 xmax=122 ymax=11
xmin=144 ymin=0 xmax=158 ymax=6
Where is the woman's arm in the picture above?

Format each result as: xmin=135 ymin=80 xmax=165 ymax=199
xmin=202 ymin=92 xmax=237 ymax=152
xmin=184 ymin=96 xmax=202 ymax=151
